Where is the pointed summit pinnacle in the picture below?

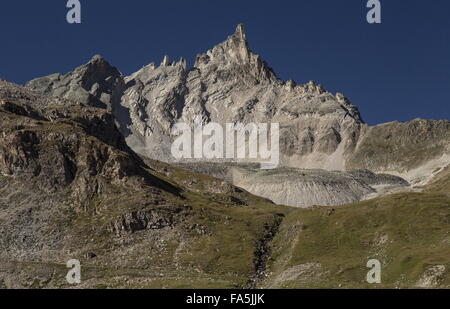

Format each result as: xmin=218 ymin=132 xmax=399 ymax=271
xmin=235 ymin=23 xmax=247 ymax=42
xmin=161 ymin=55 xmax=170 ymax=66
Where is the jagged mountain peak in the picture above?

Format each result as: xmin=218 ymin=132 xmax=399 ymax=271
xmin=235 ymin=23 xmax=247 ymax=41
xmin=194 ymin=24 xmax=279 ymax=84
xmin=223 ymin=23 xmax=251 ymax=57
xmin=194 ymin=24 xmax=249 ymax=67
xmin=27 ymin=54 xmax=124 ymax=109
xmin=27 ymin=24 xmax=370 ymax=167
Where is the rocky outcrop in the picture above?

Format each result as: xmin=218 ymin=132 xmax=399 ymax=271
xmin=0 ymin=80 xmax=186 ymax=258
xmin=108 ymin=206 xmax=188 ymax=237
xmin=0 ymin=80 xmax=159 ymax=202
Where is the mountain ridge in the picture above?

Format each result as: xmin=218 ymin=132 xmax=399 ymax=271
xmin=25 ymin=24 xmax=450 ymax=207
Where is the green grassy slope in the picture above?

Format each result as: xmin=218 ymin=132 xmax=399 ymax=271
xmin=263 ymin=188 xmax=450 ymax=288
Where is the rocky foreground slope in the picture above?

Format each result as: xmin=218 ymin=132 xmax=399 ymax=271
xmin=0 ymin=80 xmax=285 ymax=288
xmin=0 ymin=81 xmax=449 ymax=288
xmin=26 ymin=24 xmax=450 ymax=207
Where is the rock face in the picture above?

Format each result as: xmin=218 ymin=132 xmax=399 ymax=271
xmin=25 ymin=24 xmax=450 ymax=206
xmin=0 ymin=80 xmax=152 ymax=197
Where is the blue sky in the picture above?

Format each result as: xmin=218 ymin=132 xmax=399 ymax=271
xmin=0 ymin=0 xmax=449 ymax=125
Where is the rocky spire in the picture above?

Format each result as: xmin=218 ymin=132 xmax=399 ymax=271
xmin=230 ymin=23 xmax=251 ymax=62
xmin=194 ymin=23 xmax=253 ymax=68
xmin=193 ymin=24 xmax=279 ymax=84
xmin=161 ymin=55 xmax=170 ymax=66
xmin=235 ymin=23 xmax=247 ymax=42
xmin=178 ymin=57 xmax=187 ymax=69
